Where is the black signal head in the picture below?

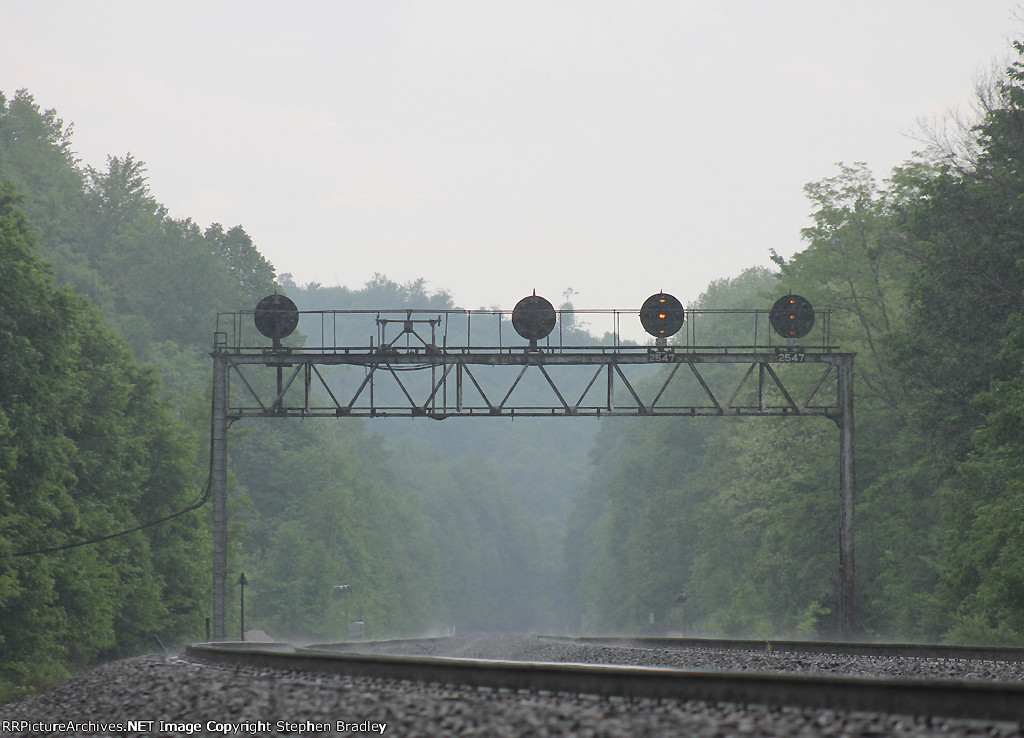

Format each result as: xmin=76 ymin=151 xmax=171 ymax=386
xmin=512 ymin=294 xmax=557 ymax=342
xmin=254 ymin=294 xmax=299 ymax=340
xmin=769 ymin=294 xmax=815 ymax=339
xmin=640 ymin=292 xmax=685 ymax=338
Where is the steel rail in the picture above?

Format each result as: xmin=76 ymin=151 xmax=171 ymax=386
xmin=185 ymin=642 xmax=1024 ymax=723
xmin=539 ymin=635 xmax=1024 ymax=663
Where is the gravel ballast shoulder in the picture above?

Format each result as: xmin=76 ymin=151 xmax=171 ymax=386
xmin=0 ymin=636 xmax=1022 ymax=737
xmin=341 ymin=634 xmax=1024 ymax=681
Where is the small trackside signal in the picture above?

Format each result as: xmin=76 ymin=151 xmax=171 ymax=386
xmin=769 ymin=294 xmax=815 ymax=339
xmin=640 ymin=292 xmax=685 ymax=338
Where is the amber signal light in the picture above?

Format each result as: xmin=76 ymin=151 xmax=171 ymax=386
xmin=769 ymin=294 xmax=815 ymax=339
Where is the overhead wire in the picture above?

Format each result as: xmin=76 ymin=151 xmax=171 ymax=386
xmin=12 ymin=474 xmax=211 ymax=556
xmin=12 ymin=394 xmax=217 ymax=557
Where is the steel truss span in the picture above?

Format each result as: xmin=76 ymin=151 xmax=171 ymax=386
xmin=209 ymin=306 xmax=855 ymax=643
xmin=216 ymin=348 xmax=848 ymax=420
xmin=213 ymin=306 xmax=848 ymax=421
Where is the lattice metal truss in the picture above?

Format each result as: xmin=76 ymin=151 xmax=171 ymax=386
xmin=216 ymin=348 xmax=849 ymax=419
xmin=212 ymin=307 xmax=849 ymax=420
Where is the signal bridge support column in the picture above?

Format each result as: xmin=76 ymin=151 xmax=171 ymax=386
xmin=211 ymin=350 xmax=229 ymax=642
xmin=837 ymin=352 xmax=855 ymax=641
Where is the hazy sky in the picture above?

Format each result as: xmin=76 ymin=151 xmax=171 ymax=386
xmin=3 ymin=1 xmax=1021 ymax=339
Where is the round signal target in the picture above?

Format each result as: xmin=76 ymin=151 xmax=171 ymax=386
xmin=512 ymin=294 xmax=557 ymax=342
xmin=254 ymin=294 xmax=299 ymax=340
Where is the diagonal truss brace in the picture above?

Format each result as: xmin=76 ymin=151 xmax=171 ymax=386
xmin=217 ymin=350 xmax=848 ymax=419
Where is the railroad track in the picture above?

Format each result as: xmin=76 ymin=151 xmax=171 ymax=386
xmin=537 ymin=634 xmax=1024 ymax=662
xmin=186 ymin=637 xmax=1024 ymax=724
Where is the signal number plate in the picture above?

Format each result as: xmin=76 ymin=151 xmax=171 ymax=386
xmin=775 ymin=349 xmax=806 ymax=363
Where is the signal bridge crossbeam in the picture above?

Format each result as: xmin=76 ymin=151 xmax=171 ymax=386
xmin=209 ymin=302 xmax=855 ymax=644
xmin=212 ymin=306 xmax=848 ymax=421
xmin=215 ymin=344 xmax=847 ymax=420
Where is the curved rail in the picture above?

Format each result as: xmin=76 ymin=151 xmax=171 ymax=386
xmin=538 ymin=634 xmax=1024 ymax=662
xmin=186 ymin=641 xmax=1024 ymax=723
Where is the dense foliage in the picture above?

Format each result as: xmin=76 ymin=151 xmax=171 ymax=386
xmin=567 ymin=40 xmax=1024 ymax=645
xmin=0 ymin=179 xmax=204 ymax=700
xmin=0 ymin=89 xmax=580 ymax=700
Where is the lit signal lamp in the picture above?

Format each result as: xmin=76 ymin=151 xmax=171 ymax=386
xmin=769 ymin=294 xmax=815 ymax=340
xmin=640 ymin=292 xmax=685 ymax=338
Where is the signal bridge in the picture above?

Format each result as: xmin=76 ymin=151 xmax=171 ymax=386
xmin=213 ymin=293 xmax=847 ymax=421
xmin=210 ymin=293 xmax=854 ymax=641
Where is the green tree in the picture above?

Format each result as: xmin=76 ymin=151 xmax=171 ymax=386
xmin=204 ymin=223 xmax=277 ymax=303
xmin=879 ymin=41 xmax=1024 ymax=642
xmin=243 ymin=425 xmax=440 ymax=640
xmin=0 ymin=179 xmax=205 ymax=700
xmin=0 ymin=179 xmax=84 ymax=698
xmin=385 ymin=442 xmax=543 ymax=631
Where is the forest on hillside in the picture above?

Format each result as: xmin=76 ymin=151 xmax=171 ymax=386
xmin=7 ymin=33 xmax=1024 ymax=701
xmin=0 ymin=87 xmax=591 ymax=700
xmin=567 ymin=42 xmax=1024 ymax=643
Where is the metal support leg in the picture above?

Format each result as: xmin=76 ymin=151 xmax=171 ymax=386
xmin=758 ymin=362 xmax=767 ymax=411
xmin=837 ymin=353 xmax=855 ymax=639
xmin=211 ymin=353 xmax=229 ymax=641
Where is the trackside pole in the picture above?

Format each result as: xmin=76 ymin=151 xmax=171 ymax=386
xmin=211 ymin=351 xmax=229 ymax=641
xmin=837 ymin=353 xmax=855 ymax=640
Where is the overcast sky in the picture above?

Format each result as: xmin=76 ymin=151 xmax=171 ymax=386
xmin=3 ymin=1 xmax=1021 ymax=339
